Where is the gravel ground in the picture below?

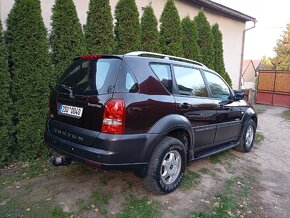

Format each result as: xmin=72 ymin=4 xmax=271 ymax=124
xmin=248 ymin=105 xmax=290 ymax=217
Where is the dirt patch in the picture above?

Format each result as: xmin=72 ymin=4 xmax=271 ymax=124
xmin=1 ymin=105 xmax=289 ymax=217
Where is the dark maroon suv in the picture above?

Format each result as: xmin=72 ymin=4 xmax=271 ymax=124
xmin=45 ymin=51 xmax=257 ymax=194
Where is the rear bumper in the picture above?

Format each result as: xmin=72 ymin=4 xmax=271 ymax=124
xmin=44 ymin=119 xmax=158 ymax=170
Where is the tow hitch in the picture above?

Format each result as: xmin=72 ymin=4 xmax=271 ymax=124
xmin=49 ymin=154 xmax=72 ymax=167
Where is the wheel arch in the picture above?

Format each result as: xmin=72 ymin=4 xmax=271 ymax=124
xmin=239 ymin=108 xmax=258 ymax=138
xmin=141 ymin=114 xmax=194 ymax=163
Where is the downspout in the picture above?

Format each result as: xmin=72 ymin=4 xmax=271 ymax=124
xmin=239 ymin=20 xmax=256 ymax=89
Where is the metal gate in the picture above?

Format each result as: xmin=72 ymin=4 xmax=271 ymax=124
xmin=256 ymin=70 xmax=290 ymax=107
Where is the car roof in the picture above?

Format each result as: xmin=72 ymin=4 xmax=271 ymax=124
xmin=124 ymin=51 xmax=206 ymax=68
xmin=122 ymin=54 xmax=214 ymax=74
xmin=76 ymin=52 xmax=217 ymax=75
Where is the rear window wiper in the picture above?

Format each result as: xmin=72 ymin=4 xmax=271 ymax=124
xmin=59 ymin=84 xmax=75 ymax=99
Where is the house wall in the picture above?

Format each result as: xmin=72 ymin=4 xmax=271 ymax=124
xmin=0 ymin=0 xmax=246 ymax=89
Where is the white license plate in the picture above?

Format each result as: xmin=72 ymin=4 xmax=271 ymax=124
xmin=59 ymin=104 xmax=83 ymax=118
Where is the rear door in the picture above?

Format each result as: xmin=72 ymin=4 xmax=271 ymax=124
xmin=49 ymin=57 xmax=121 ymax=134
xmin=173 ymin=65 xmax=217 ymax=151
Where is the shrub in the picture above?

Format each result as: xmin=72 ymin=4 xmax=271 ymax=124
xmin=6 ymin=0 xmax=53 ymax=160
xmin=0 ymin=20 xmax=14 ymax=166
xmin=223 ymin=72 xmax=232 ymax=87
xmin=159 ymin=0 xmax=183 ymax=56
xmin=114 ymin=0 xmax=141 ymax=54
xmin=211 ymin=23 xmax=232 ymax=86
xmin=194 ymin=10 xmax=214 ymax=68
xmin=141 ymin=5 xmax=159 ymax=52
xmin=211 ymin=23 xmax=225 ymax=75
xmin=50 ymin=0 xmax=86 ymax=81
xmin=85 ymin=0 xmax=114 ymax=54
xmin=181 ymin=16 xmax=201 ymax=61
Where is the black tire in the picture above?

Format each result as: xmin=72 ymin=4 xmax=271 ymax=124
xmin=235 ymin=119 xmax=256 ymax=153
xmin=143 ymin=136 xmax=186 ymax=194
xmin=133 ymin=167 xmax=148 ymax=178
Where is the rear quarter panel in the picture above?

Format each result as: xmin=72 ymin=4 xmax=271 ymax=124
xmin=114 ymin=56 xmax=176 ymax=134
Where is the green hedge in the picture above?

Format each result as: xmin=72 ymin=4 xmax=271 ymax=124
xmin=212 ymin=23 xmax=232 ymax=86
xmin=85 ymin=0 xmax=114 ymax=54
xmin=159 ymin=0 xmax=183 ymax=56
xmin=0 ymin=1 xmax=236 ymax=166
xmin=182 ymin=16 xmax=201 ymax=62
xmin=50 ymin=0 xmax=86 ymax=81
xmin=141 ymin=5 xmax=160 ymax=52
xmin=114 ymin=0 xmax=140 ymax=54
xmin=6 ymin=0 xmax=52 ymax=161
xmin=194 ymin=10 xmax=215 ymax=69
xmin=0 ymin=20 xmax=14 ymax=166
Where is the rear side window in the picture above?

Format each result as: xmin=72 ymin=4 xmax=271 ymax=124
xmin=150 ymin=64 xmax=172 ymax=93
xmin=57 ymin=58 xmax=121 ymax=95
xmin=114 ymin=61 xmax=138 ymax=93
xmin=173 ymin=66 xmax=208 ymax=97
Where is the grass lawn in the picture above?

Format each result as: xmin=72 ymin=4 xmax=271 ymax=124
xmin=282 ymin=109 xmax=290 ymax=121
xmin=255 ymin=132 xmax=265 ymax=143
xmin=0 ymin=151 xmax=262 ymax=218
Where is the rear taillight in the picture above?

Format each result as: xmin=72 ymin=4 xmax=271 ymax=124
xmin=101 ymin=99 xmax=125 ymax=134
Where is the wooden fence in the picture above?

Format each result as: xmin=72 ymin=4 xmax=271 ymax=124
xmin=256 ymin=71 xmax=290 ymax=107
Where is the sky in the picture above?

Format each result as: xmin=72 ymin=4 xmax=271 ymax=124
xmin=212 ymin=0 xmax=290 ymax=60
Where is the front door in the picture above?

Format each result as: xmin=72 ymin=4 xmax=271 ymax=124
xmin=203 ymin=70 xmax=242 ymax=144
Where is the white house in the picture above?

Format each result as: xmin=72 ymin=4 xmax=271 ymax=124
xmin=0 ymin=0 xmax=256 ymax=89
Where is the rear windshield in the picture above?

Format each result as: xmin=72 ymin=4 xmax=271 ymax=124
xmin=57 ymin=58 xmax=121 ymax=95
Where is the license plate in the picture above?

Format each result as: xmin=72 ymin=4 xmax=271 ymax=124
xmin=59 ymin=104 xmax=83 ymax=118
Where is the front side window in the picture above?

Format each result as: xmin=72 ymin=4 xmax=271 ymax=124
xmin=204 ymin=71 xmax=231 ymax=100
xmin=150 ymin=64 xmax=172 ymax=93
xmin=173 ymin=66 xmax=208 ymax=97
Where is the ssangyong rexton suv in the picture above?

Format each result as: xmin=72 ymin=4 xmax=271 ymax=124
xmin=45 ymin=51 xmax=257 ymax=194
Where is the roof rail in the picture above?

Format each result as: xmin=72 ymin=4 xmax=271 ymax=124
xmin=125 ymin=51 xmax=206 ymax=67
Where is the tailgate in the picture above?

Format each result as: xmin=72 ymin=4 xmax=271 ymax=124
xmin=48 ymin=57 xmax=121 ymax=145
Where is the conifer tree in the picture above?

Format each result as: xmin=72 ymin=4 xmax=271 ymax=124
xmin=212 ymin=24 xmax=225 ymax=75
xmin=141 ymin=5 xmax=159 ymax=52
xmin=0 ymin=20 xmax=14 ymax=166
xmin=223 ymin=72 xmax=232 ymax=87
xmin=181 ymin=16 xmax=201 ymax=61
xmin=6 ymin=0 xmax=52 ymax=160
xmin=114 ymin=0 xmax=141 ymax=54
xmin=50 ymin=0 xmax=86 ymax=80
xmin=85 ymin=0 xmax=114 ymax=54
xmin=194 ymin=10 xmax=214 ymax=68
xmin=211 ymin=24 xmax=232 ymax=86
xmin=159 ymin=0 xmax=183 ymax=56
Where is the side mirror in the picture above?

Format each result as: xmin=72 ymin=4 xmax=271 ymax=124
xmin=234 ymin=90 xmax=244 ymax=101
